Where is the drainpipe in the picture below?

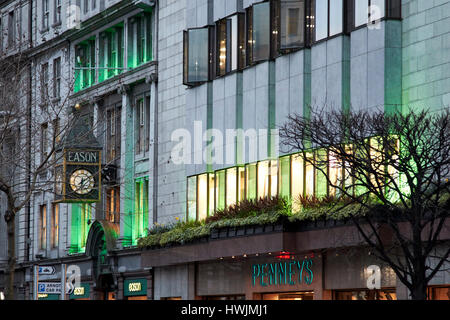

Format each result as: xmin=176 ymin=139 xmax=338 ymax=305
xmin=152 ymin=0 xmax=159 ymax=224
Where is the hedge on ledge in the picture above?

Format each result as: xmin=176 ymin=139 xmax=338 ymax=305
xmin=137 ymin=196 xmax=369 ymax=249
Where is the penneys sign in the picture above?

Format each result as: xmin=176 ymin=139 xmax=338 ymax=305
xmin=252 ymin=259 xmax=314 ymax=287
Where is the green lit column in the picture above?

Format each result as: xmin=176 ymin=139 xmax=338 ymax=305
xmin=119 ymin=85 xmax=135 ymax=247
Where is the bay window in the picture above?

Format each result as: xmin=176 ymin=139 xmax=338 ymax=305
xmin=279 ymin=0 xmax=306 ymax=50
xmin=183 ymin=27 xmax=214 ymax=85
xmin=216 ymin=14 xmax=245 ymax=77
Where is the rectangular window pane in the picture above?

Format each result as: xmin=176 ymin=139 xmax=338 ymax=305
xmin=215 ymin=170 xmax=226 ymax=211
xmin=238 ymin=167 xmax=246 ymax=202
xmin=370 ymin=0 xmax=385 ymax=22
xmin=246 ymin=163 xmax=257 ymax=200
xmin=198 ymin=174 xmax=208 ymax=221
xmin=315 ymin=0 xmax=328 ymax=41
xmin=217 ymin=19 xmax=227 ymax=76
xmin=187 ymin=28 xmax=210 ymax=83
xmin=208 ymin=174 xmax=215 ymax=216
xmin=329 ymin=151 xmax=342 ymax=197
xmin=291 ymin=154 xmax=304 ymax=211
xmin=270 ymin=161 xmax=278 ymax=197
xmin=279 ymin=156 xmax=291 ymax=198
xmin=280 ymin=0 xmax=305 ymax=49
xmin=305 ymin=153 xmax=314 ymax=197
xmin=316 ymin=150 xmax=328 ymax=198
xmin=252 ymin=2 xmax=270 ymax=62
xmin=355 ymin=0 xmax=369 ymax=27
xmin=330 ymin=0 xmax=343 ymax=36
xmin=187 ymin=176 xmax=197 ymax=221
xmin=226 ymin=168 xmax=237 ymax=207
xmin=230 ymin=15 xmax=238 ymax=71
xmin=257 ymin=161 xmax=270 ymax=199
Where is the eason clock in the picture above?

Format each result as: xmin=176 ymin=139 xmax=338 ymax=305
xmin=70 ymin=169 xmax=95 ymax=195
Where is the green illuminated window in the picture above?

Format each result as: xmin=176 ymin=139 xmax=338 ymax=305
xmin=198 ymin=174 xmax=208 ymax=221
xmin=329 ymin=151 xmax=342 ymax=197
xmin=215 ymin=170 xmax=226 ymax=211
xmin=99 ymin=24 xmax=124 ymax=82
xmin=133 ymin=178 xmax=149 ymax=244
xmin=69 ymin=203 xmax=92 ymax=254
xmin=305 ymin=152 xmax=315 ymax=197
xmin=238 ymin=167 xmax=246 ymax=202
xmin=246 ymin=163 xmax=257 ymax=200
xmin=291 ymin=154 xmax=304 ymax=210
xmin=127 ymin=12 xmax=152 ymax=69
xmin=279 ymin=156 xmax=291 ymax=199
xmin=74 ymin=38 xmax=96 ymax=92
xmin=208 ymin=173 xmax=215 ymax=216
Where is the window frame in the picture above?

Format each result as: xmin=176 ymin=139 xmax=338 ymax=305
xmin=183 ymin=26 xmax=215 ymax=87
xmin=352 ymin=0 xmax=402 ymax=31
xmin=214 ymin=13 xmax=246 ymax=78
xmin=54 ymin=0 xmax=62 ymax=24
xmin=51 ymin=203 xmax=59 ymax=249
xmin=135 ymin=94 xmax=150 ymax=155
xmin=311 ymin=0 xmax=348 ymax=44
xmin=42 ymin=0 xmax=50 ymax=31
xmin=53 ymin=57 xmax=61 ymax=99
xmin=39 ymin=204 xmax=47 ymax=250
xmin=277 ymin=0 xmax=311 ymax=53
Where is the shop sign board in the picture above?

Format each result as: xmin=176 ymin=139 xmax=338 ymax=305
xmin=69 ymin=283 xmax=90 ymax=299
xmin=124 ymin=279 xmax=147 ymax=297
xmin=251 ymin=258 xmax=314 ymax=287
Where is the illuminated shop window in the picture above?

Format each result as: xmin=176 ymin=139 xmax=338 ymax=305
xmin=291 ymin=154 xmax=304 ymax=205
xmin=226 ymin=167 xmax=237 ymax=207
xmin=187 ymin=176 xmax=197 ymax=221
xmin=208 ymin=173 xmax=216 ymax=216
xmin=329 ymin=151 xmax=343 ymax=197
xmin=305 ymin=152 xmax=315 ymax=197
xmin=279 ymin=0 xmax=306 ymax=51
xmin=279 ymin=156 xmax=291 ymax=199
xmin=216 ymin=14 xmax=245 ymax=77
xmin=258 ymin=161 xmax=270 ymax=199
xmin=315 ymin=149 xmax=328 ymax=198
xmin=215 ymin=170 xmax=226 ymax=211
xmin=183 ymin=27 xmax=214 ymax=86
xmin=246 ymin=163 xmax=257 ymax=200
xmin=238 ymin=167 xmax=246 ymax=202
xmin=198 ymin=174 xmax=208 ymax=221
xmin=270 ymin=160 xmax=278 ymax=197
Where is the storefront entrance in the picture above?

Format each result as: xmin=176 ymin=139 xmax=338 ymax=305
xmin=333 ymin=289 xmax=396 ymax=300
xmin=260 ymin=292 xmax=314 ymax=300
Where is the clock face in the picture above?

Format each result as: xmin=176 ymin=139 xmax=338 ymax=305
xmin=69 ymin=169 xmax=95 ymax=195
